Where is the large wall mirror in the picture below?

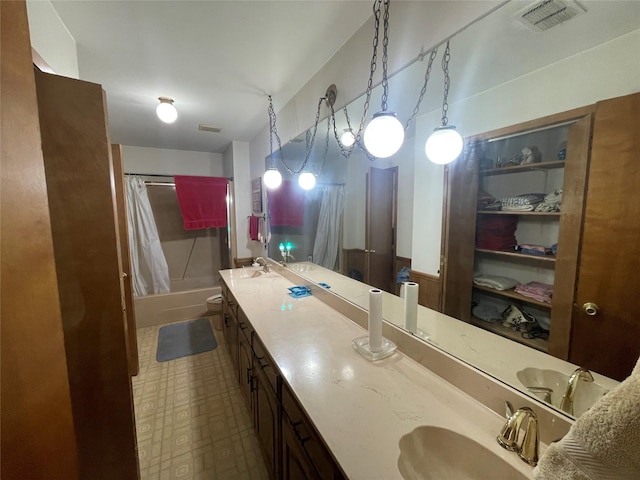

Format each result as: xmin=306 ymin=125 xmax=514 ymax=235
xmin=263 ymin=1 xmax=640 ymax=420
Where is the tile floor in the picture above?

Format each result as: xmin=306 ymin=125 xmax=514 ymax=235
xmin=132 ymin=322 xmax=269 ymax=480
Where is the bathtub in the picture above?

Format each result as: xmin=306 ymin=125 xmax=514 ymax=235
xmin=134 ymin=285 xmax=221 ymax=328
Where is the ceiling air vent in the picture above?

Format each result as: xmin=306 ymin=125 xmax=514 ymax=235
xmin=515 ymin=0 xmax=587 ymax=32
xmin=198 ymin=124 xmax=222 ymax=133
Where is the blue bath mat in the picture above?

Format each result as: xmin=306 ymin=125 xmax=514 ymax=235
xmin=156 ymin=318 xmax=217 ymax=362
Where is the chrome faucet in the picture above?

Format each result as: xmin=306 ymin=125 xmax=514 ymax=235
xmin=497 ymin=405 xmax=539 ymax=466
xmin=254 ymin=257 xmax=270 ymax=273
xmin=559 ymin=367 xmax=594 ymax=415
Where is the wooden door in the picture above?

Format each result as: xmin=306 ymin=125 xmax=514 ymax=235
xmin=1 ymin=2 xmax=79 ymax=478
xmin=112 ymin=145 xmax=139 ymax=376
xmin=365 ymin=167 xmax=397 ymax=292
xmin=569 ymin=92 xmax=640 ymax=380
xmin=441 ymin=143 xmax=480 ymax=320
xmin=35 ymin=70 xmax=139 ymax=479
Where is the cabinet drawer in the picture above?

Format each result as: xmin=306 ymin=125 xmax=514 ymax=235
xmin=253 ymin=335 xmax=279 ymax=395
xmin=281 ymin=383 xmax=345 ymax=480
xmin=237 ymin=307 xmax=253 ymax=344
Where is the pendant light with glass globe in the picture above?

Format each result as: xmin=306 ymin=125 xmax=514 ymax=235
xmin=425 ymin=40 xmax=464 ymax=165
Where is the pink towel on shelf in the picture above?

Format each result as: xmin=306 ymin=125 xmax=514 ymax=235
xmin=249 ymin=215 xmax=260 ymax=241
xmin=174 ymin=175 xmax=228 ymax=230
xmin=267 ymin=180 xmax=306 ymax=227
xmin=515 ymin=281 xmax=554 ymax=303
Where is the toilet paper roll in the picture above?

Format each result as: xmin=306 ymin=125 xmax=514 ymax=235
xmin=368 ymin=288 xmax=383 ymax=353
xmin=403 ymin=282 xmax=419 ymax=334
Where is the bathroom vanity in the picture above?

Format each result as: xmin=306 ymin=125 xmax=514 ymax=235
xmin=219 ymin=266 xmax=572 ymax=479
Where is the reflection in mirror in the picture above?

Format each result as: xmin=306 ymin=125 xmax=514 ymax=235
xmin=263 ymin=1 xmax=640 ymax=419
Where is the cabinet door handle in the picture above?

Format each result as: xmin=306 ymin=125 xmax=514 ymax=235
xmin=583 ymin=302 xmax=600 ymax=316
xmin=246 ymin=367 xmax=253 ymax=384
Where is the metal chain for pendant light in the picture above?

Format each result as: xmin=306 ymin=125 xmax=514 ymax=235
xmin=267 ymin=95 xmax=282 ymax=167
xmin=330 ymin=0 xmax=383 ymax=159
xmin=267 ymin=95 xmax=325 ymax=175
xmin=380 ymin=0 xmax=390 ymax=112
xmin=329 ymin=105 xmax=376 ymax=161
xmin=316 ymin=113 xmax=331 ymax=176
xmin=405 ymin=47 xmax=438 ymax=130
xmin=440 ymin=40 xmax=452 ymax=127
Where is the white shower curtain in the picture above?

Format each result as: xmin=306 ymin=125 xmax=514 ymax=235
xmin=125 ymin=176 xmax=170 ymax=296
xmin=312 ymin=185 xmax=345 ymax=270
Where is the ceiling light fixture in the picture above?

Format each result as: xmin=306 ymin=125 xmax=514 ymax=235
xmin=298 ymin=172 xmax=316 ymax=191
xmin=425 ymin=41 xmax=463 ymax=165
xmin=340 ymin=129 xmax=356 ymax=147
xmin=156 ymin=96 xmax=177 ymax=124
xmin=362 ymin=0 xmax=404 ymax=159
xmin=263 ymin=167 xmax=282 ymax=189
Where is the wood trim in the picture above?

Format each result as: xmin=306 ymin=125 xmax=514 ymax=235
xmin=1 ymin=2 xmax=79 ymax=477
xmin=548 ymin=114 xmax=593 ymax=359
xmin=112 ymin=144 xmax=139 ymax=376
xmin=234 ymin=257 xmax=254 ymax=268
xmin=465 ymin=104 xmax=596 ymax=143
xmin=35 ymin=70 xmax=139 ymax=479
xmin=342 ymin=248 xmax=366 ymax=280
xmin=31 ymin=47 xmax=55 ymax=74
xmin=441 ymin=142 xmax=480 ymax=321
xmin=393 ymin=256 xmax=411 ymax=295
xmin=409 ymin=270 xmax=442 ymax=311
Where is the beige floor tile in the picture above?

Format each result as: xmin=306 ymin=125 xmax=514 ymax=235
xmin=133 ymin=324 xmax=268 ymax=480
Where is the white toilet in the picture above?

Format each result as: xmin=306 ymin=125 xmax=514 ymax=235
xmin=205 ymin=294 xmax=223 ymax=331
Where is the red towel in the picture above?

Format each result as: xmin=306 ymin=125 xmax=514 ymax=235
xmin=174 ymin=175 xmax=227 ymax=230
xmin=249 ymin=215 xmax=260 ymax=241
xmin=267 ymin=180 xmax=305 ymax=227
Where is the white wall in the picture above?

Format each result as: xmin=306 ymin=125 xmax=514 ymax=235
xmin=26 ymin=0 xmax=79 ymax=78
xmin=342 ymin=137 xmax=414 ymax=258
xmin=122 ymin=145 xmax=224 ymax=177
xmin=411 ymin=28 xmax=640 ymax=275
xmin=248 ymin=1 xmax=502 ymax=183
xmin=229 ymin=141 xmax=253 ymax=260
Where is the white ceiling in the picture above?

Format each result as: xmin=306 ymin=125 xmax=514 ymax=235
xmin=50 ymin=0 xmax=373 ymax=153
xmin=51 ymin=1 xmax=640 ymax=155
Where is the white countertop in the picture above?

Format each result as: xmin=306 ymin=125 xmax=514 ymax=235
xmin=220 ymin=267 xmax=537 ymax=479
xmin=283 ymin=261 xmax=619 ymax=406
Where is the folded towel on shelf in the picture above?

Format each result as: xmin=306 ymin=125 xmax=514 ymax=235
xmin=500 ymin=193 xmax=546 ymax=212
xmin=472 ymin=302 xmax=503 ymax=323
xmin=519 ymin=244 xmax=554 ymax=256
xmin=473 ymin=274 xmax=520 ymax=291
xmin=534 ymin=189 xmax=563 ymax=212
xmin=534 ymin=355 xmax=640 ymax=480
xmin=515 ymin=281 xmax=554 ymax=303
xmin=288 ymin=286 xmax=312 ymax=298
xmin=476 ymin=216 xmax=518 ymax=250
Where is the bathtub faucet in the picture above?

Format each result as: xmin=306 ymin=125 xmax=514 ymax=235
xmin=254 ymin=257 xmax=270 ymax=273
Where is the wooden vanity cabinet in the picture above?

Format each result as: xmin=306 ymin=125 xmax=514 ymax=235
xmin=253 ymin=335 xmax=281 ymax=480
xmin=237 ymin=308 xmax=255 ymax=413
xmin=281 ymin=383 xmax=346 ymax=480
xmin=220 ymin=280 xmax=345 ymax=480
xmin=221 ymin=286 xmax=239 ymax=371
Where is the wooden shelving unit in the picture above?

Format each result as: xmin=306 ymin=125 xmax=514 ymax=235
xmin=479 ymin=160 xmax=566 ymax=176
xmin=475 ymin=248 xmax=557 ymax=264
xmin=477 ymin=210 xmax=561 ymax=217
xmin=470 ymin=316 xmax=549 ymax=353
xmin=473 ymin=285 xmax=552 ymax=309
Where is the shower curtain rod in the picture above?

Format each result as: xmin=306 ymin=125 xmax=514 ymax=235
xmin=124 ymin=173 xmax=233 ymax=181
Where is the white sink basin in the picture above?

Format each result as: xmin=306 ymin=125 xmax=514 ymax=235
xmin=230 ymin=269 xmax=263 ymax=279
xmin=516 ymin=367 xmax=609 ymax=417
xmin=397 ymin=426 xmax=528 ymax=480
xmin=288 ymin=262 xmax=316 ymax=273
